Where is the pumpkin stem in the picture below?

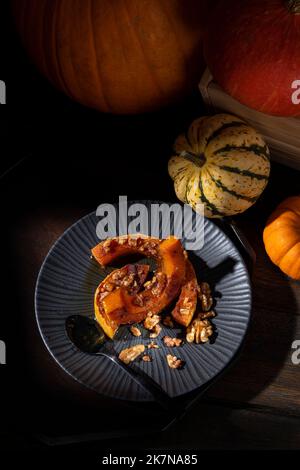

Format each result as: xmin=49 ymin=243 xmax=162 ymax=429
xmin=286 ymin=0 xmax=300 ymax=14
xmin=181 ymin=151 xmax=206 ymax=167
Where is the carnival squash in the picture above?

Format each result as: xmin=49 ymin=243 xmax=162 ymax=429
xmin=168 ymin=114 xmax=270 ymax=218
xmin=204 ymin=0 xmax=300 ymax=116
xmin=12 ymin=0 xmax=211 ymax=114
xmin=171 ymin=260 xmax=198 ymax=327
xmin=94 ymin=264 xmax=150 ymax=338
xmin=263 ymin=196 xmax=300 ymax=280
xmin=93 ymin=236 xmax=186 ymax=337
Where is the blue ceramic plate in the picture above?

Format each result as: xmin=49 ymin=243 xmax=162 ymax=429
xmin=35 ymin=202 xmax=252 ymax=401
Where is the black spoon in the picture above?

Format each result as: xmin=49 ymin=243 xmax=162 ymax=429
xmin=65 ymin=315 xmax=174 ymax=411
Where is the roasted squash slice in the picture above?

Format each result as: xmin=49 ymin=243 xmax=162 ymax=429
xmin=94 ymin=264 xmax=150 ymax=339
xmin=93 ymin=236 xmax=186 ymax=338
xmin=171 ymin=260 xmax=198 ymax=327
xmin=92 ymin=234 xmax=160 ymax=266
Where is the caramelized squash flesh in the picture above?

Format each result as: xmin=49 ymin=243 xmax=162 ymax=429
xmin=92 ymin=236 xmax=186 ymax=338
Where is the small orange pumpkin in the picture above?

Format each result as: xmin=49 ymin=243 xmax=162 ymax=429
xmin=263 ymin=196 xmax=300 ymax=280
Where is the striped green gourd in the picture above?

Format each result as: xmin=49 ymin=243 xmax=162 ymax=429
xmin=168 ymin=114 xmax=270 ymax=218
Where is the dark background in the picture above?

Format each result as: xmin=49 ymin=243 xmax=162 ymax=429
xmin=2 ymin=0 xmax=300 ymax=456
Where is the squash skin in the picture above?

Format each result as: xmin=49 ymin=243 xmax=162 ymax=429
xmin=168 ymin=113 xmax=270 ymax=218
xmin=93 ymin=237 xmax=186 ymax=336
xmin=171 ymin=260 xmax=198 ymax=327
xmin=12 ymin=0 xmax=211 ymax=114
xmin=94 ymin=263 xmax=150 ymax=338
xmin=204 ymin=0 xmax=300 ymax=117
xmin=263 ymin=196 xmax=300 ymax=280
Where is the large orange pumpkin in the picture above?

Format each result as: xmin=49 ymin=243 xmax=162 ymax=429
xmin=204 ymin=0 xmax=300 ymax=116
xmin=263 ymin=196 xmax=300 ymax=280
xmin=12 ymin=0 xmax=211 ymax=114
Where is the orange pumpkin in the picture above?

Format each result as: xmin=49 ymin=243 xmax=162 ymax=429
xmin=263 ymin=196 xmax=300 ymax=280
xmin=12 ymin=0 xmax=211 ymax=114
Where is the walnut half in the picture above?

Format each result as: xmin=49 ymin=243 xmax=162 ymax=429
xmin=186 ymin=317 xmax=213 ymax=344
xmin=118 ymin=344 xmax=145 ymax=365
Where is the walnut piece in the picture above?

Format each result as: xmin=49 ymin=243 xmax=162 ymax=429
xmin=130 ymin=326 xmax=142 ymax=337
xmin=148 ymin=341 xmax=159 ymax=349
xmin=143 ymin=312 xmax=161 ymax=330
xmin=102 ymin=239 xmax=112 ymax=253
xmin=166 ymin=354 xmax=184 ymax=369
xmin=143 ymin=272 xmax=166 ymax=297
xmin=198 ymin=282 xmax=213 ymax=312
xmin=186 ymin=317 xmax=213 ymax=344
xmin=142 ymin=354 xmax=152 ymax=362
xmin=149 ymin=324 xmax=162 ymax=338
xmin=163 ymin=336 xmax=183 ymax=347
xmin=198 ymin=311 xmax=216 ymax=320
xmin=118 ymin=344 xmax=145 ymax=364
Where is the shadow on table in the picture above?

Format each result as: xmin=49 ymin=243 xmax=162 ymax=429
xmin=200 ymin=233 xmax=298 ymax=448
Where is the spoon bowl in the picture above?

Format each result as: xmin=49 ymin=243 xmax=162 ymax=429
xmin=66 ymin=315 xmax=105 ymax=354
xmin=65 ymin=314 xmax=173 ymax=410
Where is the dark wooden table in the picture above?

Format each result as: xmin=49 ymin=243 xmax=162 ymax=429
xmin=1 ymin=137 xmax=300 ymax=450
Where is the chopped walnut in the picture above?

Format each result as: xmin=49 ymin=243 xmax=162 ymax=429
xmin=198 ymin=282 xmax=213 ymax=312
xmin=130 ymin=326 xmax=142 ymax=337
xmin=163 ymin=336 xmax=183 ymax=347
xmin=148 ymin=341 xmax=159 ymax=349
xmin=200 ymin=282 xmax=211 ymax=295
xmin=143 ymin=280 xmax=152 ymax=289
xmin=151 ymin=272 xmax=167 ymax=296
xmin=101 ymin=265 xmax=146 ymax=295
xmin=198 ymin=310 xmax=216 ymax=320
xmin=186 ymin=317 xmax=213 ymax=344
xmin=118 ymin=345 xmax=145 ymax=364
xmin=163 ymin=316 xmax=174 ymax=328
xmin=101 ymin=281 xmax=115 ymax=292
xmin=142 ymin=354 xmax=152 ymax=362
xmin=166 ymin=354 xmax=184 ymax=369
xmin=150 ymin=324 xmax=162 ymax=338
xmin=143 ymin=272 xmax=166 ymax=297
xmin=143 ymin=312 xmax=161 ymax=330
xmin=143 ymin=239 xmax=160 ymax=257
xmin=121 ymin=273 xmax=135 ymax=287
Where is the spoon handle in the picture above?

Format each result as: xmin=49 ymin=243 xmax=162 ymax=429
xmin=104 ymin=354 xmax=174 ymax=411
